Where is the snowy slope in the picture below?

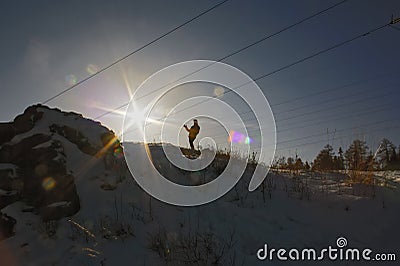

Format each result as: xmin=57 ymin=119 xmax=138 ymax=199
xmin=1 ymin=106 xmax=399 ymax=265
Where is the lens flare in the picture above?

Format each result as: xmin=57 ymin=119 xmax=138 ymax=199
xmin=228 ymin=130 xmax=253 ymax=144
xmin=42 ymin=177 xmax=56 ymax=191
xmin=65 ymin=74 xmax=77 ymax=86
xmin=86 ymin=64 xmax=99 ymax=75
xmin=113 ymin=147 xmax=124 ymax=159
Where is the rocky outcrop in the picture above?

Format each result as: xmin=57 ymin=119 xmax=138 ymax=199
xmin=13 ymin=105 xmax=43 ymax=133
xmin=0 ymin=105 xmax=44 ymax=146
xmin=0 ymin=135 xmax=81 ymax=223
xmin=0 ymin=105 xmax=124 ymax=239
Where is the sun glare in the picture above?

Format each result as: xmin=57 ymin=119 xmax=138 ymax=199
xmin=119 ymin=65 xmax=134 ymax=99
xmin=124 ymin=105 xmax=149 ymax=137
xmin=91 ymin=104 xmax=126 ymax=117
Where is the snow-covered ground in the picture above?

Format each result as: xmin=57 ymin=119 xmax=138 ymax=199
xmin=1 ymin=106 xmax=399 ymax=265
xmin=3 ymin=148 xmax=400 ymax=265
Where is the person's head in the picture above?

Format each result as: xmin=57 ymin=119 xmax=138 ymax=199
xmin=193 ymin=119 xmax=198 ymax=124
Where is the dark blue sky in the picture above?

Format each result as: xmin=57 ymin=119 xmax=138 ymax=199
xmin=1 ymin=0 xmax=399 ymax=161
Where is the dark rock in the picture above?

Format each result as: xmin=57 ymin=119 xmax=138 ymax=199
xmin=0 ymin=212 xmax=16 ymax=240
xmin=0 ymin=146 xmax=12 ymax=163
xmin=0 ymin=123 xmax=16 ymax=145
xmin=13 ymin=106 xmax=43 ymax=134
xmin=0 ymin=168 xmax=15 ymax=189
xmin=40 ymin=198 xmax=80 ymax=222
xmin=0 ymin=132 xmax=81 ymax=221
xmin=40 ymin=174 xmax=80 ymax=221
xmin=0 ymin=192 xmax=20 ymax=209
xmin=0 ymin=167 xmax=22 ymax=209
xmin=1 ymin=134 xmax=51 ymax=164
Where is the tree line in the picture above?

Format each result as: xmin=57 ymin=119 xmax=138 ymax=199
xmin=272 ymin=138 xmax=400 ymax=171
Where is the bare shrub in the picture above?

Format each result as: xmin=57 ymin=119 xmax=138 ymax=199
xmin=148 ymin=227 xmax=237 ymax=265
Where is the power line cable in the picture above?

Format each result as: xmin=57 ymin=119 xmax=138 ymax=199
xmin=273 ymin=83 xmax=396 ymax=116
xmin=390 ymin=25 xmax=400 ymax=31
xmin=271 ymin=72 xmax=397 ymax=107
xmin=276 ymin=101 xmax=398 ymax=133
xmin=277 ymin=90 xmax=394 ymax=123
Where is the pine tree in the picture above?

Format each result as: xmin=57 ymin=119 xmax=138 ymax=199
xmin=390 ymin=146 xmax=397 ymax=163
xmin=294 ymin=158 xmax=304 ymax=172
xmin=345 ymin=139 xmax=369 ymax=170
xmin=287 ymin=157 xmax=295 ymax=171
xmin=338 ymin=147 xmax=344 ymax=170
xmin=398 ymin=145 xmax=400 ymax=161
xmin=313 ymin=144 xmax=335 ymax=171
xmin=304 ymin=161 xmax=310 ymax=171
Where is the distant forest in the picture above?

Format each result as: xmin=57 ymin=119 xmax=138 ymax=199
xmin=273 ymin=138 xmax=400 ymax=171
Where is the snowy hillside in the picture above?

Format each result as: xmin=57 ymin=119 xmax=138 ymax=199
xmin=1 ymin=105 xmax=399 ymax=265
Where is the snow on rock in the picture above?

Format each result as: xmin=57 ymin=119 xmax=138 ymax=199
xmin=0 ymin=105 xmax=123 ymax=238
xmin=32 ymin=140 xmax=53 ymax=149
xmin=0 ymin=189 xmax=18 ymax=196
xmin=8 ymin=105 xmax=109 ymax=150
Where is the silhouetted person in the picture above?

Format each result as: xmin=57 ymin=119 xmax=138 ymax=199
xmin=184 ymin=119 xmax=200 ymax=150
